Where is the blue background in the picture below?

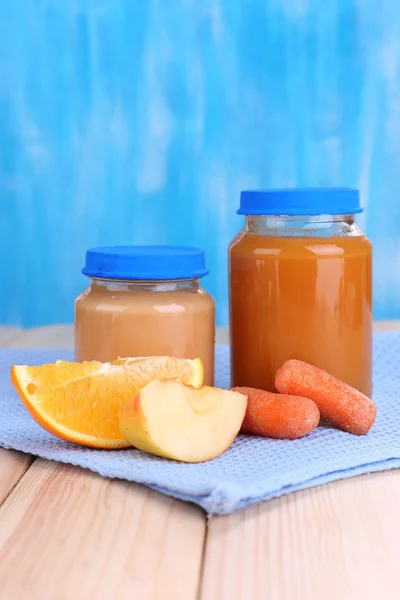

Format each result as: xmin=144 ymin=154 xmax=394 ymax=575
xmin=1 ymin=0 xmax=399 ymax=327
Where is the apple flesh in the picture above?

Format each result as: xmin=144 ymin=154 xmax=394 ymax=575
xmin=119 ymin=380 xmax=248 ymax=463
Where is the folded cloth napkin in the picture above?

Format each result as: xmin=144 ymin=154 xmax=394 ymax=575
xmin=0 ymin=333 xmax=398 ymax=515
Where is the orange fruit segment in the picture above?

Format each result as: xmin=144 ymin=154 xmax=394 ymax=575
xmin=11 ymin=356 xmax=204 ymax=448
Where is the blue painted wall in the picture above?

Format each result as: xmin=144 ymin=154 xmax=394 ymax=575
xmin=1 ymin=0 xmax=399 ymax=326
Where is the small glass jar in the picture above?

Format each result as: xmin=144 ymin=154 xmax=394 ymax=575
xmin=229 ymin=189 xmax=372 ymax=396
xmin=75 ymin=246 xmax=215 ymax=385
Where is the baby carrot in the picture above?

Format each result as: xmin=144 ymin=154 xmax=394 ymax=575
xmin=275 ymin=360 xmax=376 ymax=435
xmin=232 ymin=386 xmax=320 ymax=439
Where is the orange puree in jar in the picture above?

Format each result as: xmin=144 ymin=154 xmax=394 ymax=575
xmin=229 ymin=189 xmax=372 ymax=396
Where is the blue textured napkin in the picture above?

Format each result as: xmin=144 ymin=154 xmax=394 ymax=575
xmin=0 ymin=333 xmax=398 ymax=515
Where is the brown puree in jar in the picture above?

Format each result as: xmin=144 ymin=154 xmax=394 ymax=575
xmin=75 ymin=246 xmax=216 ymax=385
xmin=75 ymin=281 xmax=215 ymax=385
xmin=229 ymin=234 xmax=372 ymax=396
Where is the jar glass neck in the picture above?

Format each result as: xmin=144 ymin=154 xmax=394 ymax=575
xmin=89 ymin=278 xmax=200 ymax=293
xmin=245 ymin=214 xmax=358 ymax=237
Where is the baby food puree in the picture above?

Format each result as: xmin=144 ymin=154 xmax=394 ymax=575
xmin=75 ymin=246 xmax=216 ymax=385
xmin=229 ymin=189 xmax=372 ymax=396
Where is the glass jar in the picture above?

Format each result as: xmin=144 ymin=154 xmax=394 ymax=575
xmin=75 ymin=246 xmax=215 ymax=385
xmin=229 ymin=189 xmax=372 ymax=396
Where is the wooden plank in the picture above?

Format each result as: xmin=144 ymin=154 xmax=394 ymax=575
xmin=374 ymin=320 xmax=400 ymax=332
xmin=0 ymin=327 xmax=22 ymax=346
xmin=8 ymin=324 xmax=230 ymax=349
xmin=200 ymin=470 xmax=400 ymax=600
xmin=7 ymin=324 xmax=74 ymax=349
xmin=0 ymin=449 xmax=33 ymax=506
xmin=0 ymin=328 xmax=35 ymax=509
xmin=0 ymin=459 xmax=206 ymax=600
xmin=4 ymin=320 xmax=394 ymax=350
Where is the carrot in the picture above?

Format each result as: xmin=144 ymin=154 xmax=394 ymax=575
xmin=232 ymin=386 xmax=320 ymax=439
xmin=275 ymin=360 xmax=376 ymax=435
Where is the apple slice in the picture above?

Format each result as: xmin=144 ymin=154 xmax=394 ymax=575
xmin=119 ymin=380 xmax=247 ymax=463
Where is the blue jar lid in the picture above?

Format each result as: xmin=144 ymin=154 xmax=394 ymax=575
xmin=82 ymin=246 xmax=209 ymax=281
xmin=238 ymin=188 xmax=363 ymax=216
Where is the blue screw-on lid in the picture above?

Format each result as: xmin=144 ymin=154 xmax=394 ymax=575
xmin=82 ymin=246 xmax=209 ymax=281
xmin=238 ymin=188 xmax=363 ymax=216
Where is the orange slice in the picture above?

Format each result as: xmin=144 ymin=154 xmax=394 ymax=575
xmin=11 ymin=356 xmax=204 ymax=448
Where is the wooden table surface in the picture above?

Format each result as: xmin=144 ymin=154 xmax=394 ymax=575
xmin=0 ymin=323 xmax=399 ymax=600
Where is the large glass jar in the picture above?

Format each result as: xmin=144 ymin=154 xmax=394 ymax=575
xmin=75 ymin=246 xmax=215 ymax=385
xmin=229 ymin=189 xmax=372 ymax=396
